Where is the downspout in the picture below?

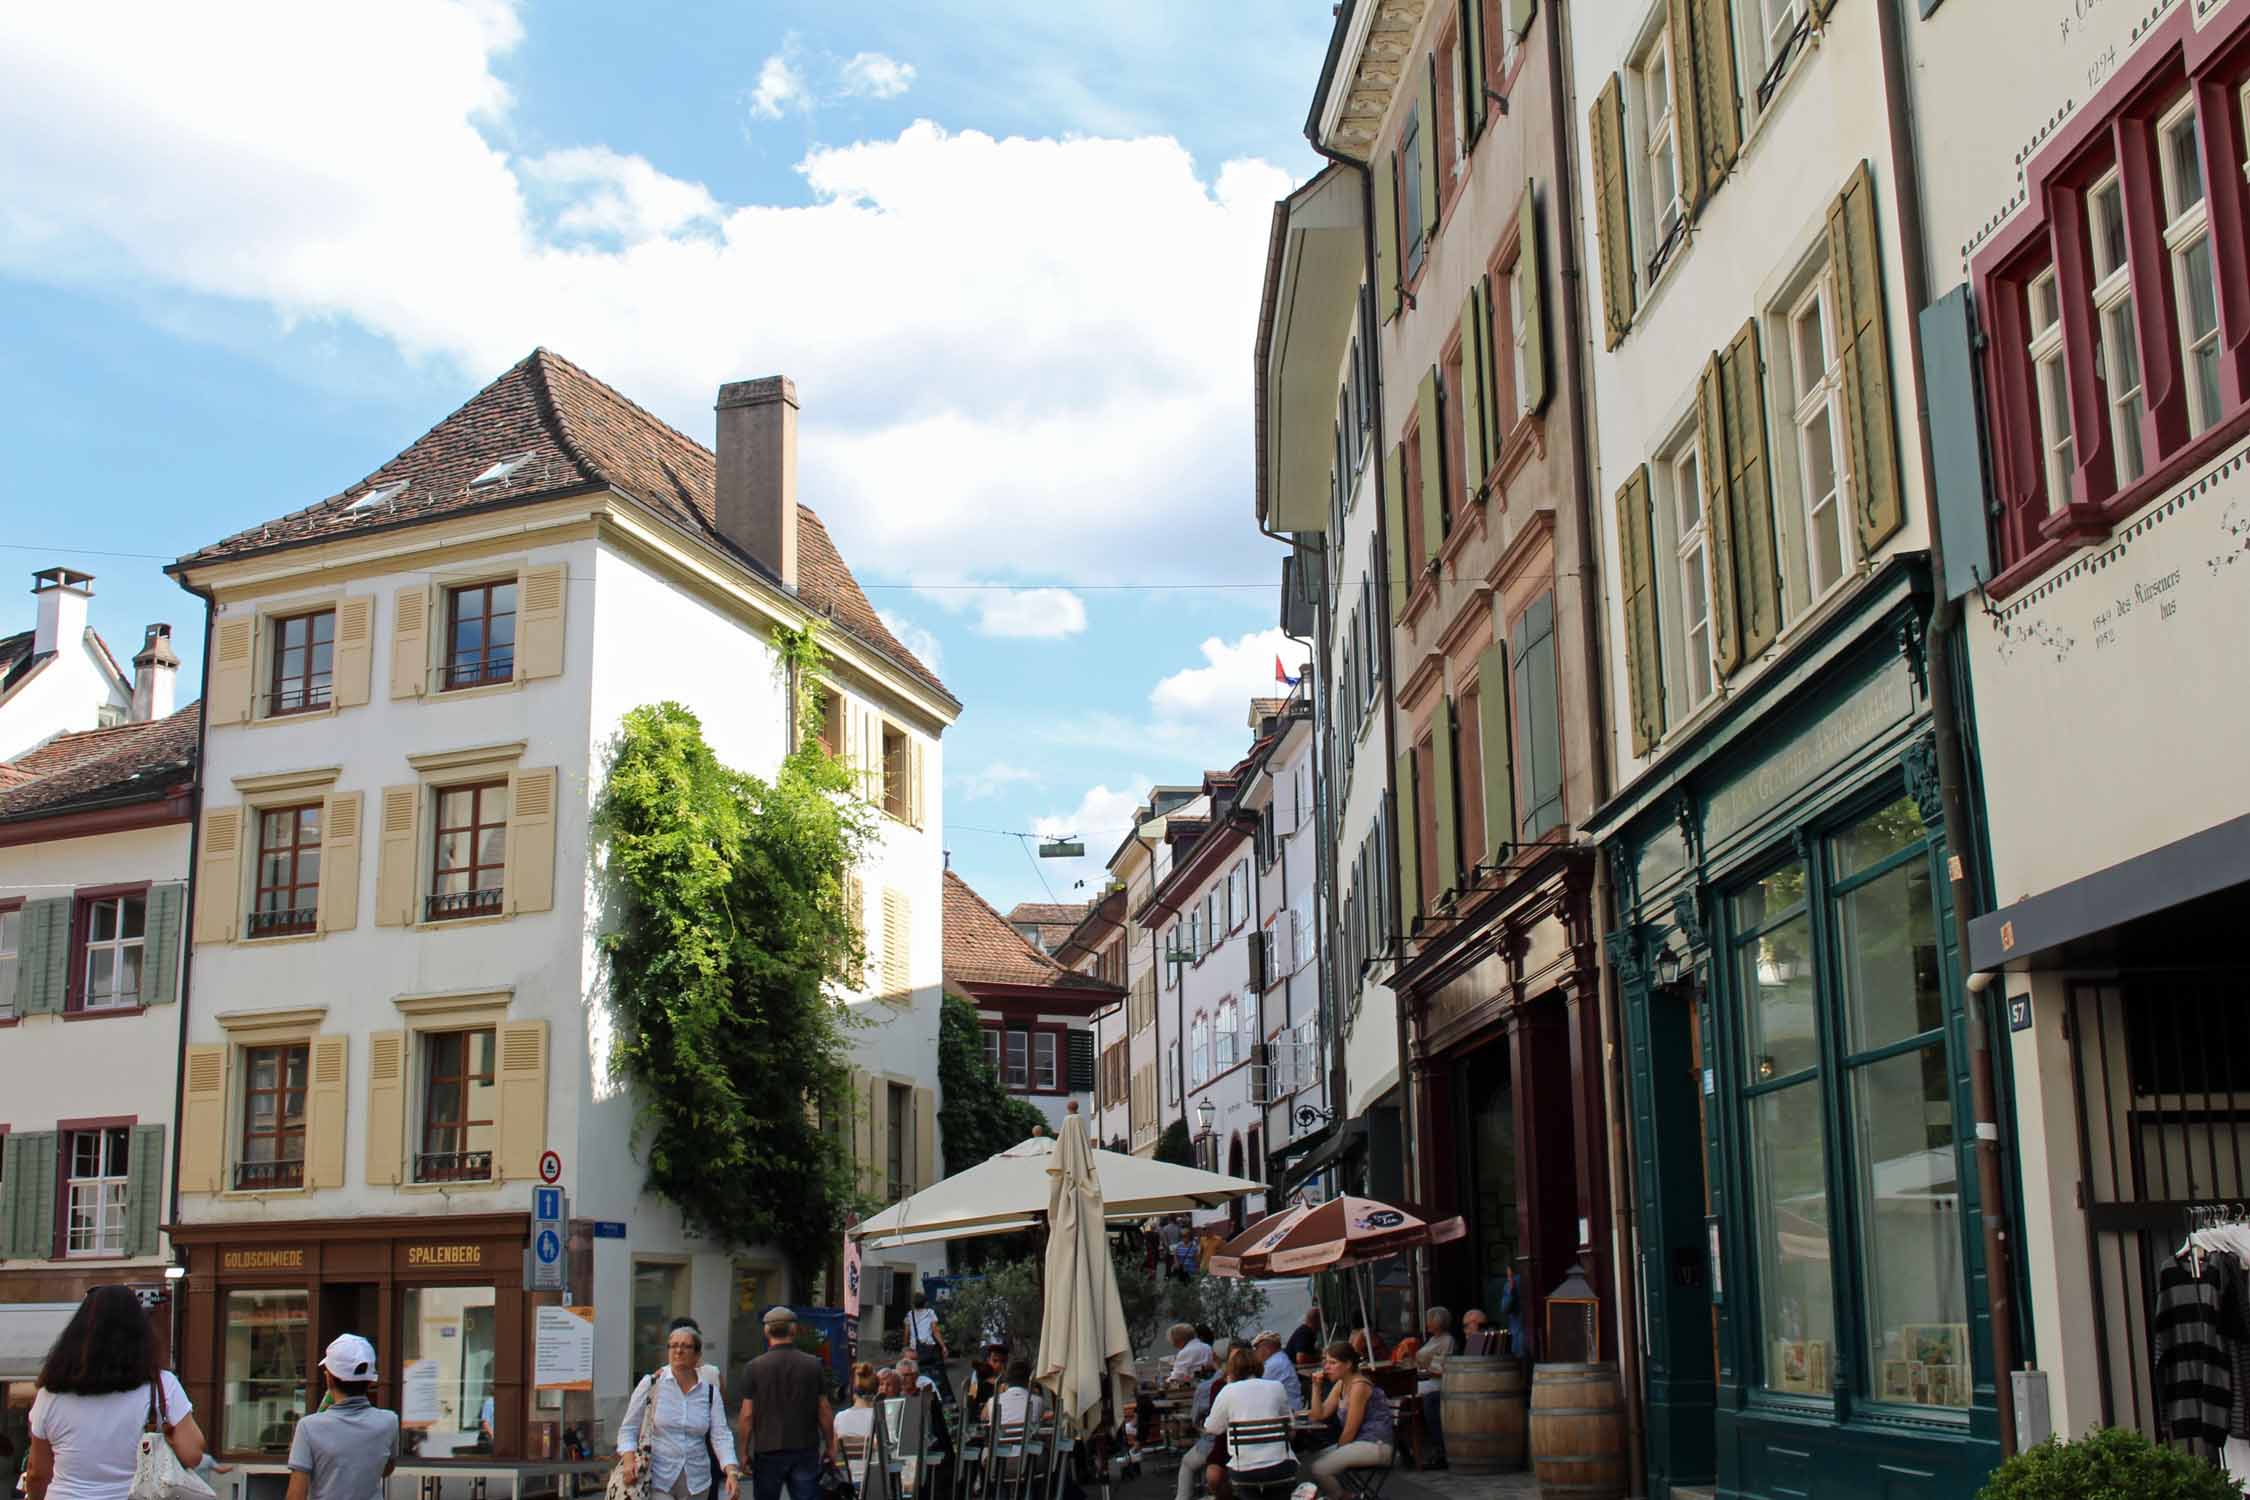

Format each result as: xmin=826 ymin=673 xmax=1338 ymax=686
xmin=1542 ymin=3 xmax=1644 ymax=1492
xmin=168 ymin=578 xmax=216 ymax=1362
xmin=1873 ymin=0 xmax=2017 ymax=1452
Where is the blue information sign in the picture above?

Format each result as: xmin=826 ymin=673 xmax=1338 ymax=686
xmin=593 ymin=1221 xmax=628 ymax=1239
xmin=535 ymin=1228 xmax=563 ymax=1264
xmin=534 ymin=1187 xmax=563 ymax=1221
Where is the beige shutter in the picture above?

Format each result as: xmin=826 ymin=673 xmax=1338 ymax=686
xmin=871 ymin=1080 xmax=893 ymax=1195
xmin=1616 ymin=466 xmax=1664 ymax=756
xmin=1698 ymin=352 xmax=1744 ymax=675
xmin=209 ymin=617 xmax=255 ymax=725
xmin=307 ymin=1035 xmax=348 ymax=1190
xmin=915 ymin=1086 xmax=938 ymax=1190
xmin=1393 ymin=749 xmax=1420 ymax=934
xmin=1432 ymin=699 xmax=1459 ymax=897
xmin=909 ymin=739 xmax=926 ymax=829
xmin=517 ymin=563 xmax=568 ymax=681
xmin=375 ymin=785 xmax=420 ymax=927
xmin=366 ymin=1031 xmax=406 ymax=1187
xmin=1690 ymin=0 xmax=1742 ymax=197
xmin=1518 ymin=181 xmax=1550 ymax=414
xmin=1589 ymin=74 xmax=1636 ymax=348
xmin=1376 ymin=151 xmax=1401 ymax=322
xmin=503 ymin=766 xmax=559 ymax=916
xmin=1416 ymin=64 xmax=1440 ymax=245
xmin=882 ymin=888 xmax=911 ymax=1000
xmin=496 ymin=1020 xmax=550 ymax=1182
xmin=195 ymin=807 xmax=242 ymax=945
xmin=332 ymin=596 xmax=375 ymax=708
xmin=389 ymin=584 xmax=431 ymax=699
xmin=1828 ymin=161 xmax=1905 ymax=558
xmin=847 ymin=1067 xmax=873 ymax=1190
xmin=1417 ymin=368 xmax=1444 ymax=564
xmin=1459 ymin=286 xmax=1489 ymax=501
xmin=1384 ymin=443 xmax=1410 ymax=620
xmin=1475 ymin=642 xmax=1516 ymax=861
xmin=315 ymin=791 xmax=361 ymax=933
xmin=1721 ymin=319 xmax=1783 ymax=658
xmin=1666 ymin=0 xmax=1706 ymax=221
xmin=179 ymin=1045 xmax=228 ymax=1194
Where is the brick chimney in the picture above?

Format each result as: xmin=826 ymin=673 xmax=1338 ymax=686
xmin=713 ymin=377 xmax=798 ymax=590
xmin=32 ymin=567 xmax=94 ymax=657
xmin=132 ymin=624 xmax=178 ymax=722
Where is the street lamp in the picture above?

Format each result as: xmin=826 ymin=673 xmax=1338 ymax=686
xmin=1195 ymin=1097 xmax=1216 ymax=1139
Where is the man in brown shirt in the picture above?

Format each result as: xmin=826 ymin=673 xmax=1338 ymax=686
xmin=735 ymin=1308 xmax=833 ymax=1500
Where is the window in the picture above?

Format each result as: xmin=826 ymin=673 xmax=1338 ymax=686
xmin=267 ymin=609 xmax=334 ymax=716
xmin=442 ymin=579 xmax=516 ymax=691
xmin=1006 ymin=1029 xmax=1030 ymax=1090
xmin=1788 ymin=278 xmax=1852 ymax=599
xmin=429 ymin=781 xmax=508 ymax=921
xmin=983 ymin=1025 xmax=1003 ymax=1079
xmin=1166 ymin=922 xmax=1181 ymax=989
xmin=2026 ymin=268 xmax=2075 ymax=511
xmin=1759 ymin=0 xmax=1802 ymax=53
xmin=887 ymin=1082 xmax=910 ymax=1200
xmin=75 ymin=892 xmax=145 ymax=1011
xmin=1192 ymin=1016 xmax=1212 ymax=1086
xmin=1216 ymin=998 xmax=1240 ymax=1069
xmin=882 ymin=722 xmax=910 ymax=820
xmin=1230 ymin=861 xmax=1250 ymax=930
xmin=2088 ymin=170 xmax=2147 ymax=486
xmin=1638 ymin=27 xmax=1684 ymax=271
xmin=2159 ymin=100 xmax=2222 ymax=437
xmin=65 ymin=1127 xmax=130 ymax=1256
xmin=250 ymin=805 xmax=322 ymax=938
xmin=1034 ymin=1032 xmax=1058 ymax=1092
xmin=223 ymin=1290 xmax=309 ymax=1454
xmin=238 ymin=1043 xmax=308 ymax=1190
xmin=401 ymin=1286 xmax=499 ymax=1457
xmin=1671 ymin=443 xmax=1717 ymax=710
xmin=0 ymin=900 xmax=19 ymax=1021
xmin=418 ymin=1029 xmax=496 ymax=1183
xmin=1511 ymin=593 xmax=1565 ymax=839
xmin=818 ymin=688 xmax=844 ymax=757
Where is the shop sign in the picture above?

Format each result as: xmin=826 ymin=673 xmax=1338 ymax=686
xmin=403 ymin=1243 xmax=485 ymax=1268
xmin=222 ymin=1248 xmax=306 ymax=1272
xmin=1703 ymin=667 xmax=1915 ymax=849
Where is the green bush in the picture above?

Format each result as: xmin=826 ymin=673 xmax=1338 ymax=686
xmin=1977 ymin=1427 xmax=2241 ymax=1500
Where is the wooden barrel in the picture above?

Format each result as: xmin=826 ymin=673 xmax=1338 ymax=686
xmin=1437 ymin=1354 xmax=1528 ymax=1473
xmin=1528 ymin=1362 xmax=1627 ymax=1500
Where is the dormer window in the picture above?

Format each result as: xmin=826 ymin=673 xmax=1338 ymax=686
xmin=347 ymin=483 xmax=407 ymax=512
xmin=468 ymin=452 xmax=535 ymax=489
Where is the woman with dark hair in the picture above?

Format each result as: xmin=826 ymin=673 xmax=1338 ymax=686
xmin=26 ymin=1286 xmax=205 ymax=1500
xmin=1304 ymin=1342 xmax=1392 ymax=1500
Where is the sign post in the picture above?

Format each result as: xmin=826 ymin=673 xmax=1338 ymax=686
xmin=532 ymin=1186 xmax=567 ymax=1294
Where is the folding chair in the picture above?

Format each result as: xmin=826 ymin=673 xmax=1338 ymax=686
xmin=839 ymin=1435 xmax=871 ymax=1499
xmin=1222 ymin=1419 xmax=1299 ymax=1500
xmin=1332 ymin=1443 xmax=1394 ymax=1500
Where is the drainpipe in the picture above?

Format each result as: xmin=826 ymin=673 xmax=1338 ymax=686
xmin=1873 ymin=0 xmax=2018 ymax=1453
xmin=168 ymin=578 xmax=216 ymax=1366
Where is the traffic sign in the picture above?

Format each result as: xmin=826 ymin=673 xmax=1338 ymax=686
xmin=538 ymin=1150 xmax=563 ymax=1184
xmin=534 ymin=1187 xmax=563 ymax=1222
xmin=535 ymin=1228 xmax=562 ymax=1265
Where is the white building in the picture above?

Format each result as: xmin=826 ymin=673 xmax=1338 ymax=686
xmin=0 ymin=568 xmax=136 ymax=760
xmin=163 ymin=350 xmax=956 ymax=1465
xmin=1235 ymin=691 xmax=1327 ymax=1192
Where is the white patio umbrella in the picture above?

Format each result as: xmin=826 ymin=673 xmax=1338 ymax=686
xmin=1034 ymin=1110 xmax=1136 ymax=1438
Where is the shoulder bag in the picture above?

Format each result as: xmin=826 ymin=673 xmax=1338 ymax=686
xmin=607 ymin=1373 xmax=662 ymax=1500
xmin=130 ymin=1378 xmax=215 ymax=1500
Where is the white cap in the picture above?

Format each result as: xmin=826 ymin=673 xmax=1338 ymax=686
xmin=322 ymin=1333 xmax=379 ymax=1381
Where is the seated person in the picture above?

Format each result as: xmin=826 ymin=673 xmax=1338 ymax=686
xmin=1458 ymin=1310 xmax=1498 ymax=1356
xmin=1253 ymin=1332 xmax=1302 ymax=1409
xmin=1305 ymin=1343 xmax=1394 ymax=1500
xmin=1202 ymin=1349 xmax=1293 ymax=1500
xmin=981 ymin=1361 xmax=1046 ymax=1431
xmin=1168 ymin=1323 xmax=1215 ymax=1384
xmin=966 ymin=1344 xmax=1008 ymax=1419
xmin=832 ymin=1364 xmax=880 ymax=1488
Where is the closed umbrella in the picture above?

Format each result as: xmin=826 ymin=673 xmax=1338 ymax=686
xmin=1034 ymin=1108 xmax=1136 ymax=1438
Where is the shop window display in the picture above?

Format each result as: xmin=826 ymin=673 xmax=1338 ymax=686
xmin=223 ymin=1289 xmax=309 ymax=1454
xmin=400 ymin=1285 xmax=498 ymax=1456
xmin=631 ymin=1262 xmax=690 ymax=1380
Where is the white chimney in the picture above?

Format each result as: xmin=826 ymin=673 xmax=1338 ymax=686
xmin=32 ymin=567 xmax=94 ymax=658
xmin=132 ymin=623 xmax=178 ymax=722
xmin=714 ymin=376 xmax=798 ymax=589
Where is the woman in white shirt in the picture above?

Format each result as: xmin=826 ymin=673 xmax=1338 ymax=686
xmin=830 ymin=1365 xmax=879 ymax=1492
xmin=617 ymin=1327 xmax=740 ymax=1500
xmin=26 ymin=1286 xmax=206 ymax=1500
xmin=1202 ymin=1349 xmax=1294 ymax=1498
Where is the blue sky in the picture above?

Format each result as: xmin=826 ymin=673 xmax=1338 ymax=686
xmin=0 ymin=1 xmax=1326 ymax=912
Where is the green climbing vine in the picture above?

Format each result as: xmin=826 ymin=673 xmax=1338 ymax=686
xmin=595 ymin=621 xmax=875 ymax=1277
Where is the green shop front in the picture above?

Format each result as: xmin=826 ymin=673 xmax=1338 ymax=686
xmin=1593 ymin=557 xmax=2008 ymax=1498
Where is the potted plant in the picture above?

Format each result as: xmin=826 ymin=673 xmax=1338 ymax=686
xmin=1978 ymin=1427 xmax=2240 ymax=1499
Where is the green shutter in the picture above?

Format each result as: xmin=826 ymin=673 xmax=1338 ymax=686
xmin=0 ymin=1133 xmax=15 ymax=1255
xmin=1829 ymin=160 xmax=1905 ymax=558
xmin=1461 ymin=0 xmax=1487 ymax=141
xmin=1418 ymin=368 xmax=1445 ymax=563
xmin=1507 ymin=0 xmax=1537 ymax=39
xmin=17 ymin=897 xmax=70 ymax=1015
xmin=1721 ymin=319 xmax=1783 ymax=658
xmin=1459 ymin=285 xmax=1489 ymax=503
xmin=1518 ymin=180 xmax=1549 ymax=415
xmin=1384 ymin=442 xmax=1410 ymax=621
xmin=1809 ymin=0 xmax=1837 ymax=19
xmin=144 ymin=881 xmax=185 ymax=1006
xmin=1417 ymin=64 xmax=1440 ymax=246
xmin=1589 ymin=75 xmax=1636 ymax=348
xmin=1690 ymin=0 xmax=1743 ymax=197
xmin=1476 ymin=643 xmax=1516 ymax=860
xmin=1394 ymin=750 xmax=1421 ymax=936
xmin=1666 ymin=0 xmax=1706 ymax=220
xmin=1433 ymin=698 xmax=1460 ymax=898
xmin=1376 ymin=151 xmax=1401 ymax=323
xmin=1616 ymin=466 xmax=1664 ymax=757
xmin=9 ymin=1132 xmax=58 ymax=1260
xmin=127 ymin=1124 xmax=165 ymax=1257
xmin=1697 ymin=353 xmax=1743 ymax=675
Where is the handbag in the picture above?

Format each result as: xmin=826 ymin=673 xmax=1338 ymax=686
xmin=130 ymin=1379 xmax=215 ymax=1500
xmin=607 ymin=1373 xmax=662 ymax=1500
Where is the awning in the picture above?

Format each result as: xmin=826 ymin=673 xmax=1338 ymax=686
xmin=1262 ymin=165 xmax=1364 ymax=533
xmin=1968 ymin=810 xmax=2250 ymax=971
xmin=1278 ymin=1117 xmax=1368 ymax=1193
xmin=0 ymin=1303 xmax=77 ymax=1379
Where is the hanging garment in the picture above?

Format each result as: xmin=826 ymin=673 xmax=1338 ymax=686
xmin=2156 ymin=1256 xmax=2234 ymax=1453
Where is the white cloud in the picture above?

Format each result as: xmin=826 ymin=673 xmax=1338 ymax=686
xmin=958 ymin=761 xmax=1040 ymax=800
xmin=1031 ymin=777 xmax=1155 ymax=897
xmin=1150 ymin=628 xmax=1307 ymax=731
xmin=973 ymin=587 xmax=1086 ymax=639
xmin=876 ymin=609 xmax=945 ymax=675
xmin=838 ymin=52 xmax=916 ymax=100
xmin=750 ymin=50 xmax=812 ymax=119
xmin=0 ymin=2 xmax=1295 ymax=594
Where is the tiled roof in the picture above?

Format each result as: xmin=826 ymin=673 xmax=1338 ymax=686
xmin=1247 ymin=696 xmax=1287 ymax=725
xmin=1005 ymin=899 xmax=1091 ymax=951
xmin=946 ymin=872 xmax=1114 ymax=990
xmin=0 ymin=703 xmax=200 ymax=821
xmin=174 ymin=348 xmax=949 ymax=701
xmin=0 ymin=629 xmax=44 ymax=698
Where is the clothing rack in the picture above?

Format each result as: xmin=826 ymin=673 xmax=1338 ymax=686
xmin=2186 ymin=1202 xmax=2250 ymax=1234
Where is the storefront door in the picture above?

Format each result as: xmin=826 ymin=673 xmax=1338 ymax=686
xmin=1455 ymin=1038 xmax=1518 ymax=1322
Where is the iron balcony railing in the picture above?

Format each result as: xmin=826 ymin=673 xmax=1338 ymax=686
xmin=426 ymin=887 xmax=503 ymax=922
xmin=414 ymin=1150 xmax=494 ymax=1184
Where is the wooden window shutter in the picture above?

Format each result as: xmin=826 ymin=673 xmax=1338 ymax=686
xmin=1720 ymin=319 xmax=1784 ymax=658
xmin=144 ymin=881 xmax=185 ymax=1005
xmin=1616 ymin=465 xmax=1665 ymax=756
xmin=375 ymin=786 xmax=421 ymax=927
xmin=1375 ymin=152 xmax=1401 ymax=323
xmin=1507 ymin=0 xmax=1536 ymax=39
xmin=1458 ymin=287 xmax=1489 ymax=500
xmin=910 ymin=739 xmax=926 ymax=829
xmin=870 ymin=1079 xmax=891 ymax=1193
xmin=1393 ymin=749 xmax=1421 ymax=933
xmin=389 ymin=584 xmax=431 ymax=699
xmin=317 ymin=791 xmax=362 ymax=933
xmin=1689 ymin=0 xmax=1742 ymax=197
xmin=127 ymin=1125 xmax=166 ymax=1257
xmin=1417 ymin=368 xmax=1445 ymax=564
xmin=1416 ymin=64 xmax=1440 ymax=245
xmin=1697 ymin=352 xmax=1744 ymax=675
xmin=178 ymin=1047 xmax=227 ymax=1195
xmin=496 ymin=1020 xmax=550 ymax=1182
xmin=5 ymin=1132 xmax=57 ymax=1260
xmin=1474 ymin=641 xmax=1516 ymax=861
xmin=307 ymin=1036 xmax=348 ymax=1189
xmin=208 ymin=617 xmax=255 ymax=725
xmin=1459 ymin=0 xmax=1486 ymax=141
xmin=1589 ymin=74 xmax=1637 ymax=348
xmin=914 ymin=1086 xmax=937 ymax=1190
xmin=882 ymin=888 xmax=911 ymax=1000
xmin=0 ymin=1133 xmax=17 ymax=1255
xmin=194 ymin=808 xmax=242 ymax=946
xmin=1432 ymin=700 xmax=1460 ymax=897
xmin=366 ymin=1031 xmax=407 ymax=1187
xmin=1665 ymin=0 xmax=1707 ymax=220
xmin=1518 ymin=180 xmax=1550 ymax=414
xmin=15 ymin=898 xmax=67 ymax=1015
xmin=517 ymin=562 xmax=568 ymax=681
xmin=1829 ymin=161 xmax=1905 ymax=557
xmin=503 ymin=766 xmax=559 ymax=916
xmin=1383 ymin=444 xmax=1410 ymax=621
xmin=332 ymin=595 xmax=375 ymax=708
xmin=848 ymin=1067 xmax=873 ymax=1188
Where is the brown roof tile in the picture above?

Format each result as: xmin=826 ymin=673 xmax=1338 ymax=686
xmin=0 ymin=703 xmax=200 ymax=820
xmin=946 ymin=872 xmax=1114 ymax=990
xmin=176 ymin=349 xmax=948 ymax=700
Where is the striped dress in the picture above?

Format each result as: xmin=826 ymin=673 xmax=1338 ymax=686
xmin=2155 ymin=1255 xmax=2232 ymax=1454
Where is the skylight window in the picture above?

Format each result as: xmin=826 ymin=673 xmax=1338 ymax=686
xmin=347 ymin=482 xmax=406 ymax=511
xmin=468 ymin=451 xmax=536 ymax=488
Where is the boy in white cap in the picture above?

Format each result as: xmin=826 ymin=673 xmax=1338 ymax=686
xmin=287 ymin=1335 xmax=399 ymax=1500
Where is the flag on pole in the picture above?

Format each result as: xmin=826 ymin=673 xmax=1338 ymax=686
xmin=1275 ymin=656 xmax=1301 ymax=687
